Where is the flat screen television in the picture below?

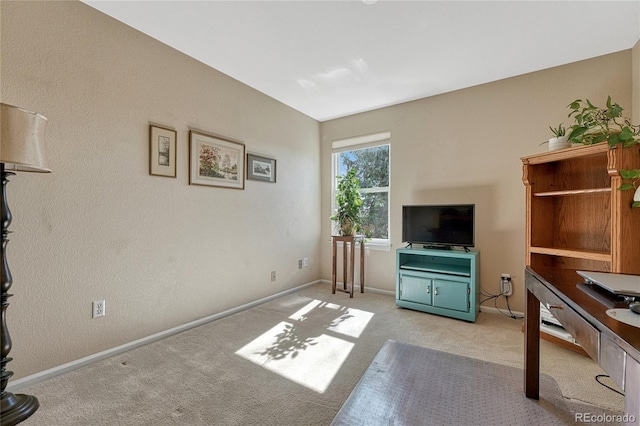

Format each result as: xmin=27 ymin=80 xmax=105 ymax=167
xmin=402 ymin=204 xmax=475 ymax=249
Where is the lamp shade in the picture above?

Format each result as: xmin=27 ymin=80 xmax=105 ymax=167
xmin=1 ymin=103 xmax=50 ymax=172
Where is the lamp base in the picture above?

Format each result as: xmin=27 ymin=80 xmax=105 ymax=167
xmin=1 ymin=392 xmax=39 ymax=425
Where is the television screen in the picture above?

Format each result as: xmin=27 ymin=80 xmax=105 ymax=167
xmin=402 ymin=204 xmax=475 ymax=248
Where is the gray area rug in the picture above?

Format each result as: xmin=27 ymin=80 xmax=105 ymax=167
xmin=18 ymin=284 xmax=624 ymax=425
xmin=333 ymin=340 xmax=616 ymax=425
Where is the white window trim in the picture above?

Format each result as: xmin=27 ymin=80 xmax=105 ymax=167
xmin=332 ymin=131 xmax=391 ymax=151
xmin=330 ymin=239 xmax=391 ymax=252
xmin=331 ymin=131 xmax=391 ymax=248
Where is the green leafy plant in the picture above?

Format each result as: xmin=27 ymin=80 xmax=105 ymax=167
xmin=549 ymin=123 xmax=566 ymax=137
xmin=619 ymin=169 xmax=640 ymax=208
xmin=566 ymin=96 xmax=640 ymax=207
xmin=541 ymin=123 xmax=568 ymax=146
xmin=331 ymin=168 xmax=364 ymax=235
xmin=566 ymin=96 xmax=640 ymax=147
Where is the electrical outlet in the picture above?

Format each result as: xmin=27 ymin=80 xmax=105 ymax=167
xmin=303 ymin=258 xmax=309 ymax=267
xmin=500 ymin=274 xmax=512 ymax=296
xmin=271 ymin=271 xmax=276 ymax=282
xmin=298 ymin=259 xmax=303 ymax=269
xmin=92 ymin=300 xmax=106 ymax=318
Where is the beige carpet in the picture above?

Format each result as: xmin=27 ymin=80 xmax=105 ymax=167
xmin=19 ymin=284 xmax=623 ymax=425
xmin=333 ymin=340 xmax=616 ymax=425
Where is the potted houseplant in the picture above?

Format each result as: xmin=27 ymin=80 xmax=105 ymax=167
xmin=544 ymin=123 xmax=570 ymax=151
xmin=566 ymin=96 xmax=640 ymax=207
xmin=331 ymin=168 xmax=364 ymax=235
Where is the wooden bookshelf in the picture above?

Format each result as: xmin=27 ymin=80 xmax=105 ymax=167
xmin=522 ymin=143 xmax=640 ymax=275
xmin=521 ymin=143 xmax=640 ymax=351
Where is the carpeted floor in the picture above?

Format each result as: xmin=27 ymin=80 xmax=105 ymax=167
xmin=18 ymin=283 xmax=624 ymax=425
xmin=333 ymin=340 xmax=615 ymax=425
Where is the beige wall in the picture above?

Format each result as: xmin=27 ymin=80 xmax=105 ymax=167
xmin=320 ymin=51 xmax=633 ymax=313
xmin=634 ymin=39 xmax=640 ymax=123
xmin=2 ymin=0 xmax=637 ymax=383
xmin=1 ymin=1 xmax=321 ymax=379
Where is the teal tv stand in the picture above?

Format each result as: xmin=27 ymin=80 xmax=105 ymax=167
xmin=396 ymin=247 xmax=480 ymax=322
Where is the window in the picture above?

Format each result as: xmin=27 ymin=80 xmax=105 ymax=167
xmin=332 ymin=132 xmax=390 ymax=247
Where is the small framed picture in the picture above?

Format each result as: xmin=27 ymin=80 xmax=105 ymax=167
xmin=247 ymin=153 xmax=276 ymax=183
xmin=149 ymin=125 xmax=177 ymax=177
xmin=189 ymin=130 xmax=245 ymax=189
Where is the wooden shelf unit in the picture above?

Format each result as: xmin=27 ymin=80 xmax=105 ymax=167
xmin=522 ymin=143 xmax=640 ymax=275
xmin=522 ymin=144 xmax=640 ymax=353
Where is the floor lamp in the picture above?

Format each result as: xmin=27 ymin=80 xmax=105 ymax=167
xmin=1 ymin=103 xmax=50 ymax=425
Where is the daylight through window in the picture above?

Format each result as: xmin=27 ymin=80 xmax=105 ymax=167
xmin=332 ymin=132 xmax=390 ymax=246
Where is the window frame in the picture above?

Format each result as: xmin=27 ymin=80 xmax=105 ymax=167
xmin=331 ymin=132 xmax=391 ymax=250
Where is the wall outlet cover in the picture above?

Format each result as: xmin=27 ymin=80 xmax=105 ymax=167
xmin=92 ymin=300 xmax=106 ymax=318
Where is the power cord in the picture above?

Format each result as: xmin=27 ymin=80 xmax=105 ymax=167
xmin=595 ymin=374 xmax=624 ymax=396
xmin=503 ymin=295 xmax=523 ymax=319
xmin=480 ymin=286 xmax=524 ymax=320
xmin=486 ymin=295 xmax=624 ymax=395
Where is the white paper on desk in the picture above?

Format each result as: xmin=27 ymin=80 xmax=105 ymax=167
xmin=606 ymin=309 xmax=640 ymax=328
xmin=577 ymin=271 xmax=640 ymax=297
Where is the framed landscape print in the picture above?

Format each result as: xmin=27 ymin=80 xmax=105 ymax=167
xmin=247 ymin=153 xmax=276 ymax=183
xmin=189 ymin=130 xmax=245 ymax=189
xmin=149 ymin=125 xmax=177 ymax=177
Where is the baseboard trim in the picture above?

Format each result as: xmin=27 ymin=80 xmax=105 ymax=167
xmin=480 ymin=305 xmax=524 ymax=318
xmin=10 ymin=280 xmax=512 ymax=391
xmin=320 ymin=281 xmax=529 ymax=313
xmin=318 ymin=279 xmax=396 ymax=297
xmin=7 ymin=280 xmax=321 ymax=392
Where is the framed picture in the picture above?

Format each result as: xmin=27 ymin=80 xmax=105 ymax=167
xmin=247 ymin=153 xmax=277 ymax=183
xmin=189 ymin=130 xmax=245 ymax=189
xmin=149 ymin=125 xmax=177 ymax=177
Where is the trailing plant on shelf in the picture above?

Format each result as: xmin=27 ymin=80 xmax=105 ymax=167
xmin=566 ymin=96 xmax=640 ymax=207
xmin=619 ymin=169 xmax=640 ymax=208
xmin=566 ymin=96 xmax=640 ymax=148
xmin=331 ymin=168 xmax=364 ymax=236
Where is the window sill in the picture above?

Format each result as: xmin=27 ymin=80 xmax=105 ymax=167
xmin=365 ymin=242 xmax=391 ymax=252
xmin=331 ymin=239 xmax=391 ymax=252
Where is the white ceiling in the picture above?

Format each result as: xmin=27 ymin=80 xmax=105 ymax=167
xmin=83 ymin=1 xmax=640 ymax=122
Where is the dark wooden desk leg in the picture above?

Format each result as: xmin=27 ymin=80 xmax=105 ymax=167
xmin=349 ymin=240 xmax=355 ymax=298
xmin=360 ymin=241 xmax=364 ymax=293
xmin=332 ymin=239 xmax=337 ymax=294
xmin=342 ymin=242 xmax=348 ymax=291
xmin=524 ymin=287 xmax=540 ymax=399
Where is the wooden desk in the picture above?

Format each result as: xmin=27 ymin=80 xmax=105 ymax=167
xmin=331 ymin=236 xmax=364 ymax=298
xmin=524 ymin=267 xmax=640 ymax=425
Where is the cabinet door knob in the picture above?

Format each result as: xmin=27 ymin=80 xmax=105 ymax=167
xmin=434 ymin=288 xmax=439 ymax=296
xmin=547 ymin=304 xmax=563 ymax=310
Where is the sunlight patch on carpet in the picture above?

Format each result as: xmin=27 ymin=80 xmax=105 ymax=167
xmin=325 ymin=307 xmax=373 ymax=338
xmin=235 ymin=299 xmax=374 ymax=393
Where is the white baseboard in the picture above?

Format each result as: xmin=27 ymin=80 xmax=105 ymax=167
xmin=318 ymin=279 xmax=396 ymax=297
xmin=7 ymin=280 xmax=322 ymax=392
xmin=321 ymin=280 xmax=523 ymax=313
xmin=9 ymin=280 xmax=519 ymax=392
xmin=480 ymin=305 xmax=524 ymax=318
